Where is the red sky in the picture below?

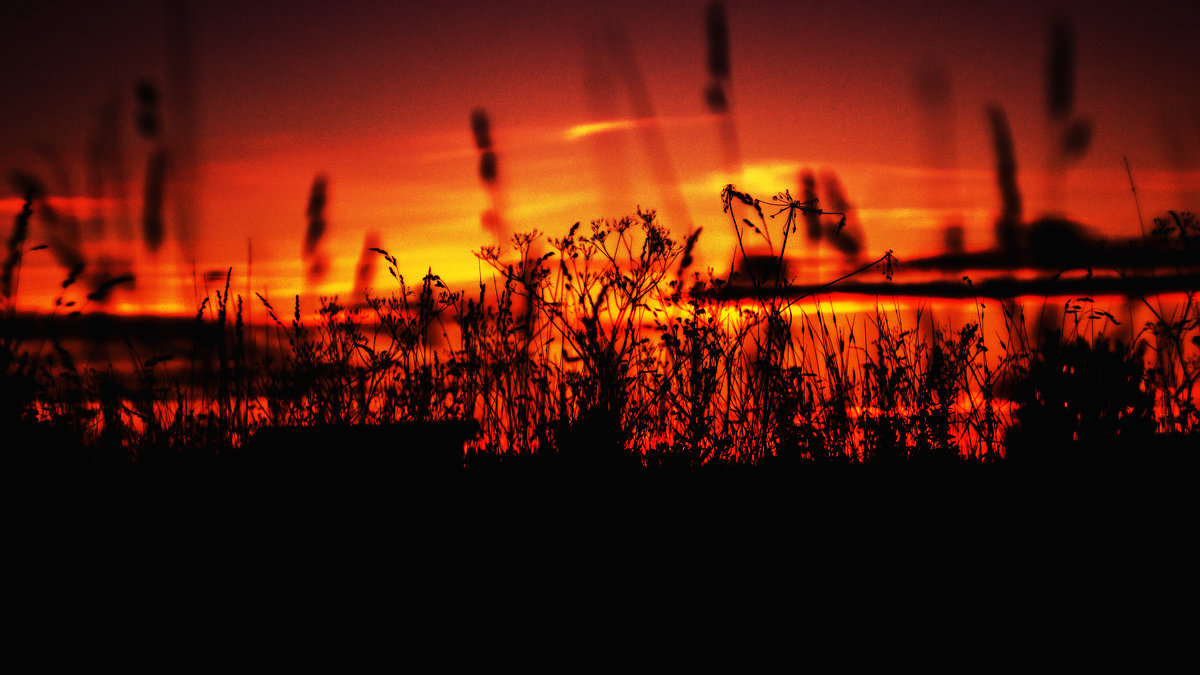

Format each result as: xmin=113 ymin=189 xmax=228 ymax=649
xmin=2 ymin=0 xmax=1198 ymax=314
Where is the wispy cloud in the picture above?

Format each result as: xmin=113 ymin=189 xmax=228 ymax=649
xmin=564 ymin=119 xmax=640 ymax=140
xmin=564 ymin=114 xmax=717 ymax=143
xmin=416 ymin=114 xmax=721 ymax=164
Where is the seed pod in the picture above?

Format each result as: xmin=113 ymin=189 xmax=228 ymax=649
xmin=304 ymin=174 xmax=328 ymax=257
xmin=1046 ymin=18 xmax=1075 ymax=120
xmin=135 ymin=80 xmax=162 ymax=140
xmin=706 ymin=2 xmax=730 ymax=79
xmin=470 ymin=108 xmax=493 ymax=151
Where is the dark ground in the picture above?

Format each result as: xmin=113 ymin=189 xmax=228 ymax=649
xmin=8 ymin=444 xmax=1197 ymax=666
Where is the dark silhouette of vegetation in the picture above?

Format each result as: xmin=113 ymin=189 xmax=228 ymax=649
xmin=135 ymin=80 xmax=167 ymax=253
xmin=2 ymin=186 xmax=1196 ymax=477
xmin=1046 ymin=15 xmax=1091 ymax=162
xmin=6 ymin=12 xmax=1194 ymax=663
xmin=1005 ymin=332 xmax=1154 ymax=462
xmin=987 ymin=103 xmax=1022 ymax=257
xmin=704 ymin=2 xmax=741 ymax=175
xmin=303 ymin=173 xmax=330 ymax=284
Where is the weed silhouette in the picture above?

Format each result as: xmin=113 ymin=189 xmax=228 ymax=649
xmin=1 ymin=186 xmax=1196 ymax=473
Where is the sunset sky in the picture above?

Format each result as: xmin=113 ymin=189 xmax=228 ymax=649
xmin=2 ymin=0 xmax=1197 ymax=314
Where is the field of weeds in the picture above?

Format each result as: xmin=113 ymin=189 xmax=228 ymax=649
xmin=2 ymin=187 xmax=1198 ymax=474
xmin=7 ymin=187 xmax=1199 ymax=664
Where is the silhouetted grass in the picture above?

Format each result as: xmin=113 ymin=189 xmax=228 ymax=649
xmin=6 ymin=185 xmax=1197 ymax=670
xmin=2 ymin=188 xmax=1197 ymax=475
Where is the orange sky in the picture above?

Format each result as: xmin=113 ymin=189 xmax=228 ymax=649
xmin=2 ymin=0 xmax=1197 ymax=315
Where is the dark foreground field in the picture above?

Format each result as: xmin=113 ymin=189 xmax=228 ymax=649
xmin=5 ymin=195 xmax=1198 ymax=662
xmin=9 ymin=443 xmax=1197 ymax=666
